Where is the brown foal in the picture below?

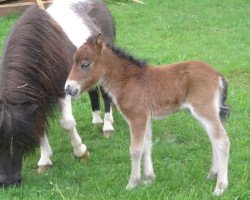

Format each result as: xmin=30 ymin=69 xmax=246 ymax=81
xmin=65 ymin=34 xmax=230 ymax=196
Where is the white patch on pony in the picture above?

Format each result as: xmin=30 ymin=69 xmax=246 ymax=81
xmin=92 ymin=111 xmax=103 ymax=124
xmin=103 ymin=111 xmax=114 ymax=132
xmin=60 ymin=95 xmax=88 ymax=157
xmin=103 ymin=113 xmax=114 ymax=132
xmin=219 ymin=76 xmax=224 ymax=89
xmin=46 ymin=0 xmax=91 ymax=48
xmin=38 ymin=134 xmax=53 ymax=167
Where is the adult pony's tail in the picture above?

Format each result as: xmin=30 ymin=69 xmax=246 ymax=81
xmin=219 ymin=75 xmax=230 ymax=121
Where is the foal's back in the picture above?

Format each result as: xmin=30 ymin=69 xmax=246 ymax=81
xmin=141 ymin=61 xmax=221 ymax=117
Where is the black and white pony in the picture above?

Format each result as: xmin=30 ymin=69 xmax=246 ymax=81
xmin=0 ymin=0 xmax=115 ymax=187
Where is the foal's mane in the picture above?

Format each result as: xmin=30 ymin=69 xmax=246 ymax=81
xmin=107 ymin=43 xmax=147 ymax=68
xmin=86 ymin=36 xmax=147 ymax=68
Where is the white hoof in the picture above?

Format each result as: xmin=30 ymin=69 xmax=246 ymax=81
xmin=103 ymin=121 xmax=114 ymax=133
xmin=142 ymin=173 xmax=156 ymax=185
xmin=213 ymin=181 xmax=228 ymax=196
xmin=92 ymin=111 xmax=103 ymax=125
xmin=125 ymin=178 xmax=140 ymax=190
xmin=37 ymin=164 xmax=53 ymax=174
xmin=74 ymin=144 xmax=87 ymax=158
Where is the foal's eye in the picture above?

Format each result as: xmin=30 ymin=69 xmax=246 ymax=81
xmin=80 ymin=62 xmax=91 ymax=69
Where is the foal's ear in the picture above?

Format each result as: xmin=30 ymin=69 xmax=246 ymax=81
xmin=95 ymin=34 xmax=105 ymax=51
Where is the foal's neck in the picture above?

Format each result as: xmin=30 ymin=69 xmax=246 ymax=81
xmin=100 ymin=47 xmax=146 ymax=94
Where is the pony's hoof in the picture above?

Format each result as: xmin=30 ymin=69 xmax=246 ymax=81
xmin=76 ymin=150 xmax=90 ymax=160
xmin=37 ymin=164 xmax=53 ymax=174
xmin=103 ymin=120 xmax=114 ymax=136
xmin=125 ymin=178 xmax=140 ymax=190
xmin=104 ymin=131 xmax=113 ymax=138
xmin=125 ymin=183 xmax=136 ymax=190
xmin=213 ymin=181 xmax=228 ymax=196
xmin=94 ymin=122 xmax=103 ymax=127
xmin=142 ymin=174 xmax=156 ymax=185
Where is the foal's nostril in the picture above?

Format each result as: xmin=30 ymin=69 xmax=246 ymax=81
xmin=65 ymin=84 xmax=72 ymax=94
xmin=65 ymin=84 xmax=79 ymax=97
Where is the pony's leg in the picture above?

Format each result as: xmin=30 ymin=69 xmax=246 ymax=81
xmin=142 ymin=120 xmax=156 ymax=184
xmin=207 ymin=143 xmax=219 ymax=180
xmin=59 ymin=95 xmax=89 ymax=158
xmin=189 ymin=104 xmax=230 ymax=196
xmin=126 ymin=116 xmax=147 ymax=190
xmin=100 ymin=87 xmax=114 ymax=137
xmin=37 ymin=133 xmax=53 ymax=173
xmin=88 ymin=88 xmax=103 ymax=125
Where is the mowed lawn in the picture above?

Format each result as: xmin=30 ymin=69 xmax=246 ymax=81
xmin=0 ymin=0 xmax=249 ymax=199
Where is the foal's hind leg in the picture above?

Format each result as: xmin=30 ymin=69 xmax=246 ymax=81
xmin=189 ymin=103 xmax=230 ymax=196
xmin=89 ymin=88 xmax=103 ymax=125
xmin=37 ymin=133 xmax=53 ymax=173
xmin=100 ymin=87 xmax=114 ymax=137
xmin=60 ymin=95 xmax=89 ymax=158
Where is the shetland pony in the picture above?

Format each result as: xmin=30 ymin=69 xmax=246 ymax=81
xmin=65 ymin=34 xmax=230 ymax=196
xmin=0 ymin=0 xmax=115 ymax=187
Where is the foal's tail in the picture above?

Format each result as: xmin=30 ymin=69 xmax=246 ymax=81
xmin=219 ymin=75 xmax=230 ymax=121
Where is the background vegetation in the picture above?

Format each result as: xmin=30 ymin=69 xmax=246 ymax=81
xmin=0 ymin=0 xmax=249 ymax=199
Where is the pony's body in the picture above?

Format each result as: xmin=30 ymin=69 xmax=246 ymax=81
xmin=65 ymin=35 xmax=230 ymax=196
xmin=0 ymin=0 xmax=115 ymax=187
xmin=106 ymin=61 xmax=221 ymax=118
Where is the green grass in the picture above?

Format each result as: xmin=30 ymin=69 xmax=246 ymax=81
xmin=0 ymin=0 xmax=250 ymax=199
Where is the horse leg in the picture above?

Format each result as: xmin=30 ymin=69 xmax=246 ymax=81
xmin=126 ymin=116 xmax=147 ymax=190
xmin=188 ymin=103 xmax=230 ymax=196
xmin=100 ymin=87 xmax=114 ymax=137
xmin=142 ymin=120 xmax=155 ymax=184
xmin=88 ymin=88 xmax=103 ymax=125
xmin=207 ymin=143 xmax=219 ymax=180
xmin=37 ymin=133 xmax=53 ymax=173
xmin=59 ymin=95 xmax=89 ymax=159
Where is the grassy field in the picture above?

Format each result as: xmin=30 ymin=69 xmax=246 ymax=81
xmin=0 ymin=0 xmax=250 ymax=199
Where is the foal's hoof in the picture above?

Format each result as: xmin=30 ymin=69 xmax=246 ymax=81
xmin=37 ymin=164 xmax=53 ymax=174
xmin=213 ymin=181 xmax=228 ymax=196
xmin=142 ymin=174 xmax=156 ymax=185
xmin=103 ymin=131 xmax=113 ymax=138
xmin=125 ymin=178 xmax=140 ymax=190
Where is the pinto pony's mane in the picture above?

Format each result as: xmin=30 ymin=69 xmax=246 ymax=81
xmin=0 ymin=6 xmax=76 ymax=153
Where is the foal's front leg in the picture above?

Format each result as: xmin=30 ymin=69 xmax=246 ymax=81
xmin=126 ymin=117 xmax=147 ymax=189
xmin=60 ymin=95 xmax=89 ymax=158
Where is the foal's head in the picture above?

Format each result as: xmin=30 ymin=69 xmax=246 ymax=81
xmin=65 ymin=34 xmax=105 ymax=97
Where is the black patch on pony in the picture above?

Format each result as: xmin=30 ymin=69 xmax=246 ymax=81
xmin=219 ymin=76 xmax=230 ymax=121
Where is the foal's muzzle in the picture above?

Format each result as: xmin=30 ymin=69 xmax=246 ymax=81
xmin=65 ymin=80 xmax=81 ymax=97
xmin=65 ymin=85 xmax=79 ymax=97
